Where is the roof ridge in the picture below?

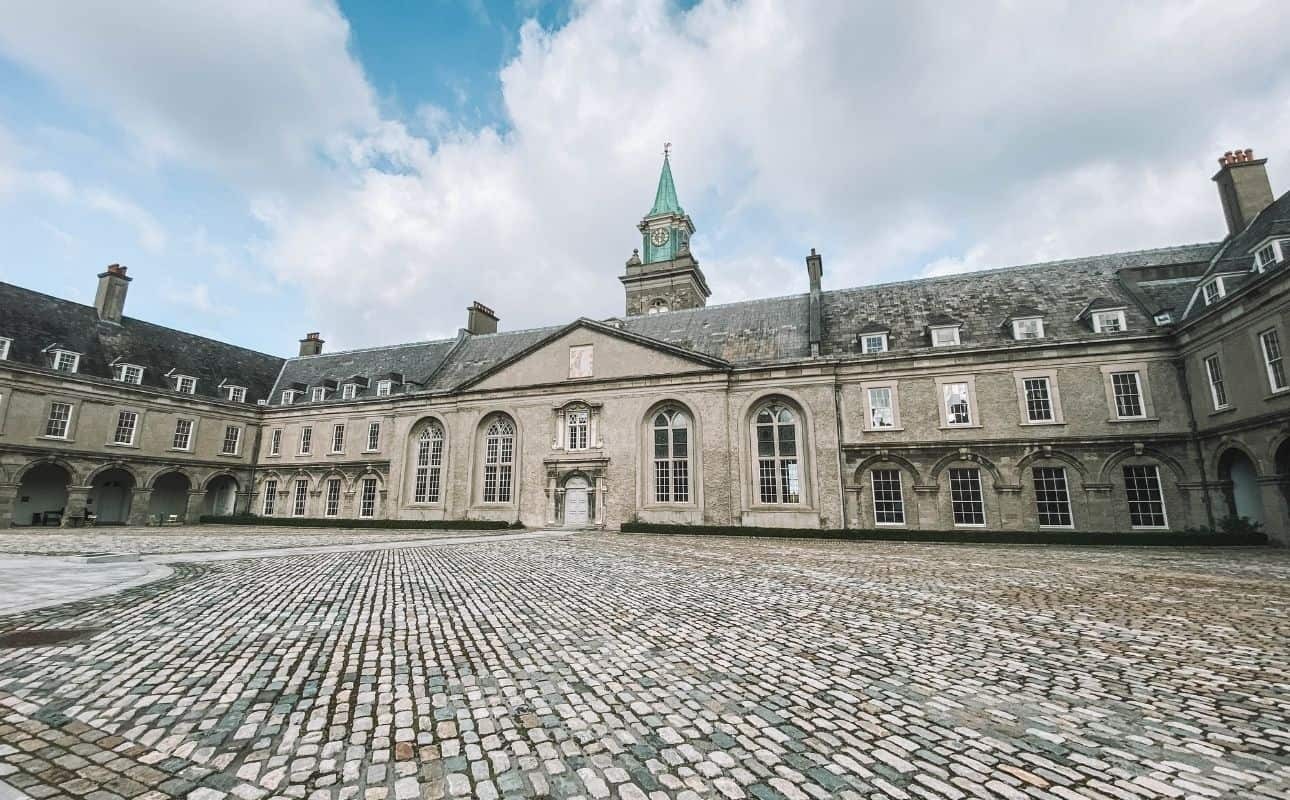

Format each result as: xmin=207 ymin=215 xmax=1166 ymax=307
xmin=291 ymin=336 xmax=458 ymax=360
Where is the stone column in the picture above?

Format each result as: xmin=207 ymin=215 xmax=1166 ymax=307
xmin=545 ymin=473 xmax=558 ymax=526
xmin=342 ymin=489 xmax=357 ymax=519
xmin=997 ymin=486 xmax=1023 ymax=530
xmin=0 ymin=482 xmax=19 ymax=528
xmin=595 ymin=475 xmax=608 ymax=529
xmin=914 ymin=485 xmax=940 ymax=530
xmin=61 ymin=487 xmax=90 ymax=527
xmin=128 ymin=488 xmax=153 ymax=526
xmin=184 ymin=490 xmax=208 ymax=524
xmin=1083 ymin=485 xmax=1115 ymax=531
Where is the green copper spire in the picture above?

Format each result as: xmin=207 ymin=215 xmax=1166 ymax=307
xmin=648 ymin=150 xmax=684 ymax=216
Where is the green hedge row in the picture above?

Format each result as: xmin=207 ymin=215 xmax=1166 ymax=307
xmin=618 ymin=521 xmax=1267 ymax=546
xmin=198 ymin=515 xmax=519 ymax=531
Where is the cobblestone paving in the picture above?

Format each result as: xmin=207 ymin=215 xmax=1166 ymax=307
xmin=0 ymin=528 xmax=513 ymax=556
xmin=0 ymin=535 xmax=1288 ymax=799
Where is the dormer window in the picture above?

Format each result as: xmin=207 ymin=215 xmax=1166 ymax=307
xmin=1202 ymin=278 xmax=1226 ymax=306
xmin=50 ymin=349 xmax=80 ymax=373
xmin=859 ymin=332 xmax=889 ymax=354
xmin=1255 ymin=243 xmax=1277 ymax=271
xmin=375 ymin=380 xmax=393 ymax=397
xmin=113 ymin=363 xmax=144 ymax=385
xmin=1092 ymin=310 xmax=1126 ymax=333
xmin=1153 ymin=311 xmax=1173 ymax=326
xmin=930 ymin=325 xmax=961 ymax=347
xmin=310 ymin=387 xmax=326 ymax=402
xmin=226 ymin=385 xmax=247 ymax=403
xmin=174 ymin=375 xmax=197 ymax=394
xmin=281 ymin=389 xmax=298 ymax=405
xmin=1011 ymin=318 xmax=1044 ymax=340
xmin=0 ymin=337 xmax=11 ymax=360
xmin=342 ymin=383 xmax=357 ymax=400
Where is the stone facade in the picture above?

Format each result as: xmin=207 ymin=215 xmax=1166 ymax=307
xmin=1 ymin=151 xmax=1288 ymax=541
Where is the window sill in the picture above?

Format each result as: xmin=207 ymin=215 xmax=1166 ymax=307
xmin=216 ymin=452 xmax=242 ymax=459
xmin=1020 ymin=420 xmax=1065 ymax=427
xmin=1131 ymin=525 xmax=1169 ymax=531
xmin=953 ymin=523 xmax=987 ymax=528
xmin=1208 ymin=406 xmax=1236 ymax=417
xmin=295 ymin=453 xmax=314 ymax=458
xmin=1265 ymin=388 xmax=1289 ymax=400
xmin=38 ymin=435 xmax=73 ymax=443
xmin=362 ymin=449 xmax=380 ymax=454
xmin=265 ymin=454 xmax=281 ymax=458
xmin=863 ymin=426 xmax=905 ymax=433
xmin=327 ymin=451 xmax=347 ymax=457
xmin=940 ymin=424 xmax=983 ymax=430
xmin=874 ymin=522 xmax=907 ymax=528
xmin=105 ymin=442 xmax=139 ymax=449
xmin=1108 ymin=416 xmax=1159 ymax=423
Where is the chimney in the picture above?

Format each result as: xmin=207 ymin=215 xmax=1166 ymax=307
xmin=298 ymin=332 xmax=324 ymax=357
xmin=94 ymin=264 xmax=131 ymax=323
xmin=806 ymin=248 xmax=823 ymax=357
xmin=1213 ymin=148 xmax=1274 ymax=236
xmin=465 ymin=301 xmax=498 ymax=335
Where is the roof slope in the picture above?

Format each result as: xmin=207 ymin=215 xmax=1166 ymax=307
xmin=271 ymin=338 xmax=460 ymax=400
xmin=1183 ymin=190 xmax=1290 ymax=320
xmin=0 ymin=282 xmax=283 ymax=402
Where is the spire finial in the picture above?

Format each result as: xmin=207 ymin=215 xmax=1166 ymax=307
xmin=663 ymin=142 xmax=671 ymax=159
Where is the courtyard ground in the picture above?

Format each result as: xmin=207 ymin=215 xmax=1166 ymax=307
xmin=0 ymin=529 xmax=1287 ymax=800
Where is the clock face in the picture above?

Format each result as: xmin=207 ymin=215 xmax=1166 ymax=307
xmin=650 ymin=227 xmax=670 ymax=247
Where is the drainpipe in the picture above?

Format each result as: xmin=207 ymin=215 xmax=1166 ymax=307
xmin=1173 ymin=357 xmax=1216 ymax=530
xmin=247 ymin=421 xmax=264 ymax=517
xmin=833 ymin=369 xmax=849 ymax=530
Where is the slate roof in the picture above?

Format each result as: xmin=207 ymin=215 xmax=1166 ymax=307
xmin=1182 ymin=190 xmax=1290 ymax=320
xmin=0 ymin=282 xmax=283 ymax=403
xmin=271 ymin=338 xmax=459 ymax=403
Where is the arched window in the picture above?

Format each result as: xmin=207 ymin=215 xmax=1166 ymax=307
xmin=482 ymin=417 xmax=515 ymax=503
xmin=648 ymin=298 xmax=669 ymax=315
xmin=413 ymin=423 xmax=444 ymax=503
xmin=755 ymin=403 xmax=800 ymax=504
xmin=652 ymin=408 xmax=690 ymax=502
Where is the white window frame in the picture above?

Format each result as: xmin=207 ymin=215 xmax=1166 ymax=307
xmin=861 ymin=333 xmax=888 ymax=354
xmin=1259 ymin=329 xmax=1287 ymax=393
xmin=172 ymin=418 xmax=195 ymax=451
xmin=324 ymin=478 xmax=342 ymax=518
xmin=330 ymin=423 xmax=346 ymax=454
xmin=565 ymin=407 xmax=590 ymax=451
xmin=174 ymin=375 xmax=197 ymax=394
xmin=226 ymin=385 xmax=247 ymax=403
xmin=269 ymin=428 xmax=283 ymax=456
xmin=1123 ymin=464 xmax=1168 ymax=529
xmin=0 ymin=337 xmax=10 ymax=360
xmin=292 ymin=479 xmax=308 ymax=517
xmin=310 ymin=387 xmax=326 ymax=402
xmin=753 ymin=403 xmax=803 ymax=505
xmin=1013 ymin=370 xmax=1064 ymax=425
xmin=44 ymin=401 xmax=73 ymax=439
xmin=359 ymin=477 xmax=378 ymax=518
xmin=221 ymin=425 xmax=242 ymax=456
xmin=1254 ymin=242 xmax=1277 ymax=271
xmin=342 ymin=383 xmax=357 ymax=400
xmin=1153 ymin=312 xmax=1173 ymax=326
xmin=1108 ymin=370 xmax=1146 ymax=419
xmin=375 ymin=380 xmax=393 ymax=397
xmin=870 ymin=469 xmax=905 ymax=526
xmin=262 ymin=480 xmax=278 ymax=515
xmin=948 ymin=467 xmax=986 ymax=527
xmin=299 ymin=425 xmax=313 ymax=455
xmin=413 ymin=424 xmax=445 ymax=504
xmin=935 ymin=376 xmax=980 ymax=429
xmin=114 ymin=363 xmax=144 ymax=385
xmin=1033 ymin=466 xmax=1074 ymax=529
xmin=481 ymin=418 xmax=516 ymax=503
xmin=1101 ymin=363 xmax=1155 ymax=421
xmin=281 ymin=390 xmax=298 ymax=405
xmin=1011 ymin=317 xmax=1044 ymax=340
xmin=861 ymin=382 xmax=900 ymax=431
xmin=1204 ymin=354 xmax=1229 ymax=411
xmin=51 ymin=349 xmax=80 ymax=373
xmin=1202 ymin=278 xmax=1225 ymax=306
xmin=1092 ymin=310 xmax=1127 ymax=333
xmin=112 ymin=409 xmax=139 ymax=446
xmin=930 ymin=325 xmax=961 ymax=347
xmin=650 ymin=408 xmax=692 ymax=504
xmin=366 ymin=421 xmax=380 ymax=452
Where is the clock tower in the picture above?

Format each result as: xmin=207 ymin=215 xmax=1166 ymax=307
xmin=620 ymin=148 xmax=711 ymax=316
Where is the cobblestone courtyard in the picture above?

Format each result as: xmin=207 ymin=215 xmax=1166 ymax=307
xmin=0 ymin=532 xmax=1288 ymax=800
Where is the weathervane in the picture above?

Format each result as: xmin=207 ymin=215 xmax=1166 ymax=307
xmin=663 ymin=142 xmax=672 ymax=159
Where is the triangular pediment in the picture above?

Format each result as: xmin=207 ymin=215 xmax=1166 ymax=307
xmin=462 ymin=319 xmax=727 ymax=391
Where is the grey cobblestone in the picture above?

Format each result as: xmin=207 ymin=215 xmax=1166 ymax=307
xmin=0 ymin=533 xmax=1287 ymax=798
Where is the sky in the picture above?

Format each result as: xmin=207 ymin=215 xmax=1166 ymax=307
xmin=1 ymin=0 xmax=1288 ymax=356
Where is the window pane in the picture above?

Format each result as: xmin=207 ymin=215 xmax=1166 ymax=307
xmin=1111 ymin=372 xmax=1143 ymax=418
xmin=1024 ymin=378 xmax=1053 ymax=422
xmin=869 ymin=387 xmax=894 ymax=428
xmin=944 ymin=383 xmax=971 ymax=425
xmin=949 ymin=468 xmax=985 ymax=525
xmin=871 ymin=469 xmax=904 ymax=524
xmin=1123 ymin=465 xmax=1167 ymax=528
xmin=756 ymin=424 xmax=775 ymax=457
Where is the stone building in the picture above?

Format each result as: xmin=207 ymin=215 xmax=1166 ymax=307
xmin=1 ymin=150 xmax=1287 ymax=541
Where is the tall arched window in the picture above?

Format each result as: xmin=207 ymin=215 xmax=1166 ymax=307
xmin=652 ymin=408 xmax=690 ymax=502
xmin=482 ymin=417 xmax=515 ymax=503
xmin=413 ymin=423 xmax=444 ymax=503
xmin=755 ymin=403 xmax=800 ymax=504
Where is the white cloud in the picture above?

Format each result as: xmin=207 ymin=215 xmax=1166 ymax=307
xmin=2 ymin=0 xmax=1289 ymax=348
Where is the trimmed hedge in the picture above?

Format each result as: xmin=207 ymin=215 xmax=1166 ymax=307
xmin=618 ymin=521 xmax=1267 ymax=547
xmin=199 ymin=515 xmax=519 ymax=531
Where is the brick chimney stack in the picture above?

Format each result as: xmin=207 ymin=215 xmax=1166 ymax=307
xmin=298 ymin=332 xmax=324 ymax=357
xmin=1213 ymin=148 xmax=1274 ymax=236
xmin=465 ymin=301 xmax=498 ymax=335
xmin=94 ymin=264 xmax=131 ymax=324
xmin=806 ymin=248 xmax=823 ymax=357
